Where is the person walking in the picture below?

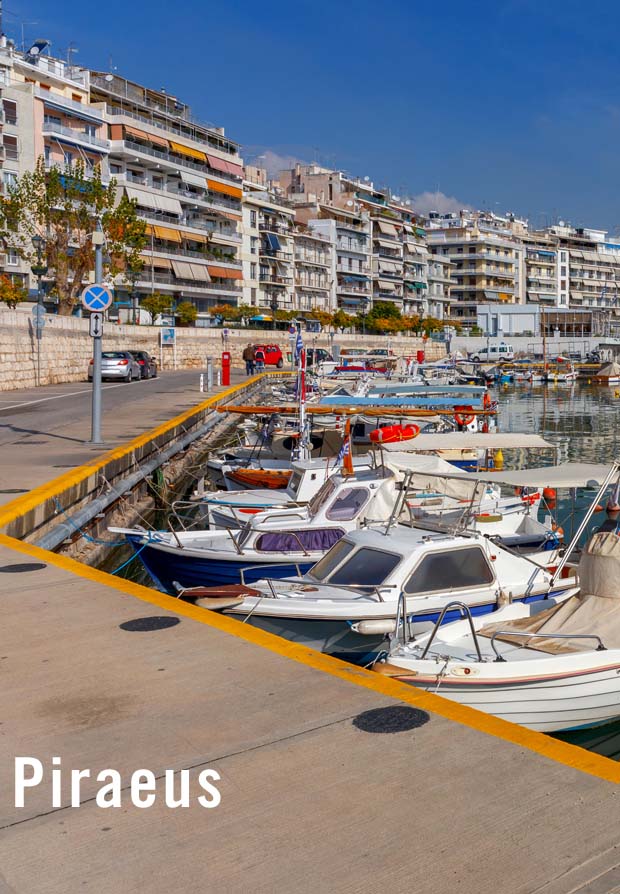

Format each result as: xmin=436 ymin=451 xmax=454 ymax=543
xmin=254 ymin=346 xmax=266 ymax=373
xmin=242 ymin=342 xmax=256 ymax=376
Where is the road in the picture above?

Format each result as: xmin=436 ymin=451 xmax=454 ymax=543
xmin=0 ymin=369 xmax=245 ymax=497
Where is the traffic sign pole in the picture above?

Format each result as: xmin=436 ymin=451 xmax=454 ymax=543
xmin=88 ymin=222 xmax=107 ymax=445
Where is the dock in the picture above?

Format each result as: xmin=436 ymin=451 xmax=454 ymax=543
xmin=0 ymin=372 xmax=619 ymax=893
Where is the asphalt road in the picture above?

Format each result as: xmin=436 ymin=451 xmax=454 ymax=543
xmin=0 ymin=370 xmax=233 ymax=449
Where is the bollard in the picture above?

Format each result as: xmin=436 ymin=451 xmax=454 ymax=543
xmin=217 ymin=370 xmax=221 ymax=386
xmin=207 ymin=357 xmax=214 ymax=392
xmin=199 ymin=373 xmax=204 ymax=393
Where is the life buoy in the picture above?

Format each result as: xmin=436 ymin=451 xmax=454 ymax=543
xmin=369 ymin=423 xmax=420 ymax=444
xmin=483 ymin=391 xmax=491 ymax=410
xmin=454 ymin=405 xmax=475 ymax=427
xmin=542 ymin=487 xmax=557 ymax=507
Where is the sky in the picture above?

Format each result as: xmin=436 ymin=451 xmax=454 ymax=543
xmin=8 ymin=0 xmax=620 ymax=232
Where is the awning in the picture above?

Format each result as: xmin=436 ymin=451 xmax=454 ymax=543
xmin=153 ymin=225 xmax=182 ymax=243
xmin=375 ymin=238 xmax=399 ymax=250
xmin=172 ymin=260 xmax=195 ymax=279
xmin=207 ymin=265 xmax=243 ymax=279
xmin=265 ymin=233 xmax=282 ymax=251
xmin=155 ymin=193 xmax=182 ymax=215
xmin=378 ymin=221 xmax=398 ymax=236
xmin=124 ymin=186 xmax=159 ymax=210
xmin=206 ymin=153 xmax=232 ymax=174
xmin=180 ymin=170 xmax=207 ymax=188
xmin=452 ymin=463 xmax=615 ymax=490
xmin=190 ymin=264 xmax=211 ymax=282
xmin=141 ymin=255 xmax=171 ymax=269
xmin=170 ymin=140 xmax=207 ymax=162
xmin=207 ymin=179 xmax=242 ymax=199
xmin=379 ymin=261 xmax=398 ymax=273
xmin=378 ymin=279 xmax=397 ymax=290
xmin=182 ymin=230 xmax=208 ymax=243
xmin=380 ymin=432 xmax=554 ymax=452
xmin=341 ymin=274 xmax=369 ymax=283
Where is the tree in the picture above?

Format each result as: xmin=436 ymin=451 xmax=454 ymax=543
xmin=141 ymin=292 xmax=173 ymax=322
xmin=175 ymin=301 xmax=198 ymax=326
xmin=0 ymin=158 xmax=147 ymax=315
xmin=332 ymin=309 xmax=355 ymax=330
xmin=0 ymin=274 xmax=28 ymax=309
xmin=372 ymin=316 xmax=401 ymax=334
xmin=307 ymin=310 xmax=334 ymax=328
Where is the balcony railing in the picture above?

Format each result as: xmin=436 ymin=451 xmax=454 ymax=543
xmin=35 ymin=87 xmax=104 ymax=121
xmin=42 ymin=120 xmax=109 ymax=150
xmin=259 ymin=221 xmax=293 ymax=235
xmin=145 ymin=244 xmax=239 ymax=265
xmin=141 ymin=272 xmax=241 ymax=292
xmin=260 ymin=247 xmax=293 ymax=260
xmin=120 ymin=137 xmax=241 ymax=184
xmin=259 ymin=274 xmax=292 ymax=286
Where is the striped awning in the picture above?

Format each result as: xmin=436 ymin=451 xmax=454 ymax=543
xmin=170 ymin=141 xmax=207 ymax=162
xmin=207 ymin=265 xmax=243 ymax=279
xmin=153 ymin=225 xmax=182 ymax=243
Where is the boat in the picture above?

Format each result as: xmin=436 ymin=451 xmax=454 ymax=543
xmin=546 ymin=357 xmax=578 ymax=384
xmin=226 ymin=467 xmax=292 ymax=490
xmin=190 ymin=524 xmax=578 ymax=663
xmin=375 ymin=530 xmax=620 ymax=732
xmin=592 ymin=361 xmax=620 ymax=386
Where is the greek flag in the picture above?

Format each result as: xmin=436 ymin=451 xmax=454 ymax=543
xmin=295 ymin=329 xmax=304 ymax=360
xmin=336 ymin=436 xmax=350 ymax=464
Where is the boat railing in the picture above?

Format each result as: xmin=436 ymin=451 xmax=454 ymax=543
xmin=489 ymin=630 xmax=606 ymax=662
xmin=238 ymin=573 xmax=396 ymax=602
xmin=170 ymin=499 xmax=213 ymax=532
xmin=418 ymin=600 xmax=484 ymax=661
xmin=239 ymin=562 xmax=305 ymax=586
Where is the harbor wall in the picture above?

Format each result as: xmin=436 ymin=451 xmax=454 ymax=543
xmin=0 ymin=307 xmax=444 ymax=391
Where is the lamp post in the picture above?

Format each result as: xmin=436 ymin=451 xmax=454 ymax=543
xmin=270 ymin=291 xmax=278 ymax=331
xmin=360 ymin=295 xmax=370 ymax=336
xmin=30 ymin=234 xmax=48 ymax=387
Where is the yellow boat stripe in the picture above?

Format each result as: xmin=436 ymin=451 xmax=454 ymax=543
xmin=0 ymin=531 xmax=617 ymax=785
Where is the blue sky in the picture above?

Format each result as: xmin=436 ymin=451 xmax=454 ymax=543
xmin=8 ymin=0 xmax=620 ymax=231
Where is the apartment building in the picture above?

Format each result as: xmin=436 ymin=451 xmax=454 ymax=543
xmin=241 ymin=187 xmax=295 ymax=313
xmin=293 ymin=225 xmax=332 ymax=313
xmin=426 ymin=210 xmax=524 ymax=326
xmin=426 ymin=254 xmax=453 ymax=319
xmin=88 ymin=72 xmax=243 ymax=318
xmin=539 ymin=224 xmax=620 ymax=312
xmin=0 ymin=40 xmax=110 ymax=293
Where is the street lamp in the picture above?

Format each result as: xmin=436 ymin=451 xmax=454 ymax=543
xmin=270 ymin=290 xmax=278 ymax=331
xmin=30 ymin=234 xmax=48 ymax=386
xmin=360 ymin=295 xmax=370 ymax=336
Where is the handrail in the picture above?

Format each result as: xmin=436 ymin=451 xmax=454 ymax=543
xmin=420 ymin=601 xmax=483 ymax=661
xmin=489 ymin=630 xmax=606 ymax=662
xmin=239 ymin=562 xmax=303 ymax=586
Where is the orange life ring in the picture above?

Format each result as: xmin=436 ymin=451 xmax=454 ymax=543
xmin=454 ymin=405 xmax=475 ymax=426
xmin=369 ymin=423 xmax=420 ymax=444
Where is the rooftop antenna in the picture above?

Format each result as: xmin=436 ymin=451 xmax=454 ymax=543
xmin=66 ymin=42 xmax=78 ymax=67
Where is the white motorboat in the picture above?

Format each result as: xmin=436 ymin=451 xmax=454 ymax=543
xmin=375 ymin=531 xmax=620 ymax=732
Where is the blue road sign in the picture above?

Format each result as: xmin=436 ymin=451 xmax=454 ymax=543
xmin=81 ymin=283 xmax=112 ymax=312
xmin=161 ymin=327 xmax=176 ymax=346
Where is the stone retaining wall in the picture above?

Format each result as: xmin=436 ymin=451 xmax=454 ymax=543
xmin=0 ymin=307 xmax=445 ymax=391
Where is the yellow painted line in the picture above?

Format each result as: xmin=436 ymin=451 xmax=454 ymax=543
xmin=0 ymin=532 xmax=618 ymax=785
xmin=0 ymin=374 xmax=268 ymax=531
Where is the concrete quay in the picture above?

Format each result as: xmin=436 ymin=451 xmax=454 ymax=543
xmin=0 ymin=374 xmax=618 ymax=893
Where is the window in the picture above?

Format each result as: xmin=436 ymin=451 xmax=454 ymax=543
xmin=3 ymin=171 xmax=17 ymax=189
xmin=250 ymin=209 xmax=257 ymax=228
xmin=71 ymin=93 xmax=82 ymax=103
xmin=64 ymin=150 xmax=74 ymax=167
xmin=110 ymin=163 xmax=121 ymax=174
xmin=44 ymin=113 xmax=61 ymax=127
xmin=3 ymin=135 xmax=17 ymax=160
xmin=309 ymin=539 xmax=356 ymax=581
xmin=250 ymin=262 xmax=257 ymax=280
xmin=325 ymin=487 xmax=370 ymax=521
xmin=327 ymin=547 xmax=401 ymax=587
xmin=251 ymin=236 xmax=258 ymax=255
xmin=404 ymin=547 xmax=494 ymax=595
xmin=83 ymin=124 xmax=97 ymax=137
xmin=6 ymin=249 xmax=18 ymax=266
xmin=255 ymin=528 xmax=344 ymax=553
xmin=251 ymin=287 xmax=256 ymax=301
xmin=3 ymin=100 xmax=17 ymax=125
xmin=152 ymin=176 xmax=162 ymax=188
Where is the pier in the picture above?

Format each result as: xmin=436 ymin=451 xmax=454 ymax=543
xmin=0 ymin=371 xmax=618 ymax=893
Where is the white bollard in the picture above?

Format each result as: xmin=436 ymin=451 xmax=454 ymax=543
xmin=199 ymin=373 xmax=204 ymax=393
xmin=217 ymin=370 xmax=221 ymax=386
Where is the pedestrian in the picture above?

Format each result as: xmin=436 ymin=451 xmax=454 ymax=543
xmin=242 ymin=342 xmax=255 ymax=376
xmin=254 ymin=346 xmax=265 ymax=373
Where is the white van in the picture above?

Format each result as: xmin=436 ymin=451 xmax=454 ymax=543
xmin=470 ymin=342 xmax=515 ymax=362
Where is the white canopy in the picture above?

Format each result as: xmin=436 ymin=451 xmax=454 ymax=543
xmin=380 ymin=432 xmax=554 ymax=452
xmin=444 ymin=462 xmax=615 ymax=490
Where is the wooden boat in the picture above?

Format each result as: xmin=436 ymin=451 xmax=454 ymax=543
xmin=592 ymin=361 xmax=620 ymax=385
xmin=227 ymin=468 xmax=292 ymax=490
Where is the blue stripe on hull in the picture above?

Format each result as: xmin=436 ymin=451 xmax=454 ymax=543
xmin=128 ymin=537 xmax=314 ymax=593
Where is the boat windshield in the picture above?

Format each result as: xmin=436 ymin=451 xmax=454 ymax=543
xmin=309 ymin=539 xmax=356 ymax=581
xmin=308 ymin=478 xmax=337 ymax=517
xmin=327 ymin=547 xmax=401 ymax=587
xmin=286 ymin=471 xmax=303 ymax=497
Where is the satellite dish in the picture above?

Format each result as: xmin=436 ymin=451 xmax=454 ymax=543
xmin=346 ymin=200 xmax=353 ymax=207
xmin=363 ymin=176 xmax=370 ymax=182
xmin=393 ymin=195 xmax=400 ymax=202
xmin=104 ymin=74 xmax=114 ymax=82
xmin=26 ymin=39 xmax=50 ymax=60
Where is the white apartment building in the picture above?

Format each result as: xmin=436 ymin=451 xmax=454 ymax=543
xmin=293 ymin=226 xmax=332 ymax=312
xmin=241 ymin=188 xmax=295 ymax=313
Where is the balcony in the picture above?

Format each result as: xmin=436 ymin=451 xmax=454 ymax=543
xmin=140 ymin=272 xmax=241 ymax=293
xmin=259 ymin=274 xmax=292 ymax=286
xmin=260 ymin=247 xmax=293 ymax=260
xmin=35 ymin=87 xmax=104 ymax=123
xmin=336 ymin=263 xmax=370 ymax=274
xmin=259 ymin=220 xmax=293 ymax=236
xmin=43 ymin=119 xmax=109 ymax=151
xmin=119 ymin=137 xmax=241 ymax=184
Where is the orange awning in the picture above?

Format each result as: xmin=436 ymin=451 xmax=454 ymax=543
xmin=207 ymin=179 xmax=243 ymax=199
xmin=120 ymin=124 xmax=169 ymax=148
xmin=169 ymin=140 xmax=207 ymax=162
xmin=153 ymin=225 xmax=182 ymax=243
xmin=207 ymin=265 xmax=242 ymax=280
xmin=109 ymin=123 xmax=123 ymax=140
xmin=181 ymin=230 xmax=208 ymax=243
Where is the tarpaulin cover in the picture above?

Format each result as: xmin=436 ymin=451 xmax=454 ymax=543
xmin=255 ymin=528 xmax=344 ymax=552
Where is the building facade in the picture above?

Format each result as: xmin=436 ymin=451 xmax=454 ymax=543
xmin=241 ymin=188 xmax=295 ymax=314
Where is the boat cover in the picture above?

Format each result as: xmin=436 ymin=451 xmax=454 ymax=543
xmin=380 ymin=433 xmax=554 ymax=451
xmin=596 ymin=361 xmax=620 ymax=378
xmin=479 ymin=532 xmax=620 ymax=653
xmin=430 ymin=462 xmax=616 ymax=490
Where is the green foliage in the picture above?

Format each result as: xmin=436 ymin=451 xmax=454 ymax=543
xmin=0 ymin=158 xmax=146 ymax=315
xmin=367 ymin=300 xmax=403 ymax=323
xmin=332 ymin=309 xmax=356 ymax=330
xmin=175 ymin=300 xmax=198 ymax=325
xmin=141 ymin=292 xmax=173 ymax=321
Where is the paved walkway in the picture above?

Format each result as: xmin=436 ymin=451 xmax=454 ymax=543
xmin=0 ymin=538 xmax=618 ymax=893
xmin=0 ymin=370 xmax=246 ymax=504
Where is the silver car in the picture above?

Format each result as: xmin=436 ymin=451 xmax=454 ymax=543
xmin=88 ymin=350 xmax=142 ymax=383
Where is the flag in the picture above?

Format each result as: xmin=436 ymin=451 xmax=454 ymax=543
xmin=338 ymin=419 xmax=355 ymax=475
xmin=295 ymin=329 xmax=303 ymax=360
xmin=336 ymin=438 xmax=349 ymax=464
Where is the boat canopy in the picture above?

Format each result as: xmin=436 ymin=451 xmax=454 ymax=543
xmin=421 ymin=462 xmax=615 ymax=490
xmin=379 ymin=432 xmax=554 ymax=451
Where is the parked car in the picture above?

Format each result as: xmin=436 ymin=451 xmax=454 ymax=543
xmin=254 ymin=344 xmax=284 ymax=368
xmin=88 ymin=351 xmax=142 ymax=383
xmin=469 ymin=342 xmax=515 ymax=362
xmin=306 ymin=347 xmax=334 ymax=367
xmin=129 ymin=350 xmax=158 ymax=379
